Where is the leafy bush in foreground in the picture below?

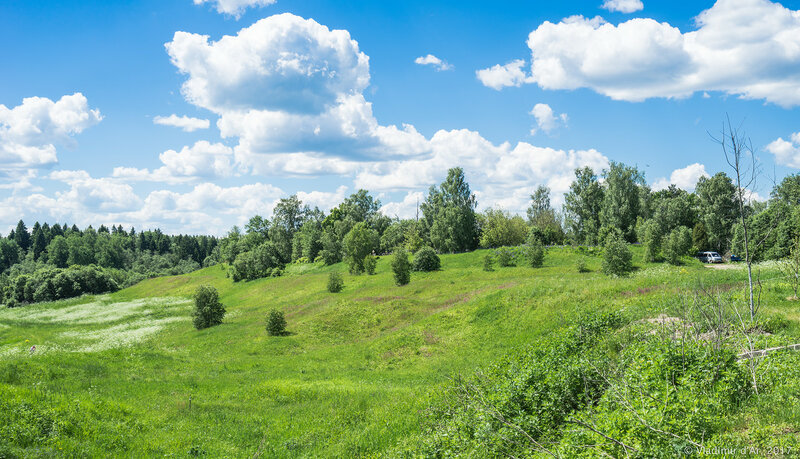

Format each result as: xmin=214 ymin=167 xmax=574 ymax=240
xmin=421 ymin=312 xmax=623 ymax=456
xmin=192 ymin=285 xmax=225 ymax=330
xmin=421 ymin=312 xmax=751 ymax=458
xmin=412 ymin=246 xmax=440 ymax=272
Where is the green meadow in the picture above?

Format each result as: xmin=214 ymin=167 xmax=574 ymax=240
xmin=1 ymin=247 xmax=799 ymax=457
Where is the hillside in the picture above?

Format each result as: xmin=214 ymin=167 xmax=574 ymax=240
xmin=1 ymin=247 xmax=799 ymax=457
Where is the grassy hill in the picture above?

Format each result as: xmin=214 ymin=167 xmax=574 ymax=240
xmin=1 ymin=247 xmax=798 ymax=457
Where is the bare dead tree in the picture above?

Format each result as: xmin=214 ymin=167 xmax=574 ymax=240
xmin=710 ymin=116 xmax=760 ymax=321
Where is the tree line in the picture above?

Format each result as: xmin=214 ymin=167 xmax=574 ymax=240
xmin=0 ymin=223 xmax=217 ymax=306
xmin=3 ymin=163 xmax=799 ymax=303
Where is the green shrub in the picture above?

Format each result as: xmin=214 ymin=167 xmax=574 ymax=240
xmin=482 ymin=253 xmax=494 ymax=272
xmin=391 ymin=248 xmax=411 ymax=286
xmin=327 ymin=272 xmax=344 ymax=293
xmin=412 ymin=246 xmax=440 ymax=272
xmin=494 ymin=247 xmax=516 ymax=267
xmin=265 ymin=309 xmax=287 ymax=336
xmin=192 ymin=285 xmax=225 ymax=330
xmin=525 ymin=235 xmax=545 ymax=268
xmin=602 ymin=233 xmax=633 ymax=276
xmin=364 ymin=254 xmax=377 ymax=275
xmin=663 ymin=226 xmax=693 ymax=265
xmin=343 ymin=222 xmax=379 ymax=274
xmin=576 ymin=257 xmax=589 ymax=273
xmin=558 ymin=339 xmax=750 ymax=458
xmin=639 ymin=219 xmax=662 ymax=262
xmin=421 ymin=312 xmax=622 ymax=457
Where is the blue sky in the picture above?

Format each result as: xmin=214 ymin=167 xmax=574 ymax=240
xmin=1 ymin=0 xmax=800 ymax=235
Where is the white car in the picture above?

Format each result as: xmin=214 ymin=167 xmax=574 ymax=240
xmin=699 ymin=251 xmax=723 ymax=263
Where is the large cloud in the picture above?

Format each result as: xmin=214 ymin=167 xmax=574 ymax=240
xmin=478 ymin=0 xmax=800 ymax=106
xmin=166 ymin=13 xmax=430 ymax=164
xmin=0 ymin=93 xmax=101 ymax=169
xmin=166 ymin=14 xmax=370 ymax=114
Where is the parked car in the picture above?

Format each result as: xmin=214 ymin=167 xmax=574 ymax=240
xmin=730 ymin=254 xmax=743 ymax=262
xmin=697 ymin=251 xmax=723 ymax=263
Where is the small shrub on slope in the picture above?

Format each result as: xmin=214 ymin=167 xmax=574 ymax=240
xmin=327 ymin=272 xmax=344 ymax=293
xmin=494 ymin=247 xmax=516 ymax=267
xmin=525 ymin=235 xmax=545 ymax=268
xmin=364 ymin=254 xmax=377 ymax=275
xmin=192 ymin=285 xmax=225 ymax=330
xmin=412 ymin=246 xmax=440 ymax=272
xmin=265 ymin=309 xmax=287 ymax=336
xmin=391 ymin=248 xmax=411 ymax=286
xmin=482 ymin=253 xmax=494 ymax=272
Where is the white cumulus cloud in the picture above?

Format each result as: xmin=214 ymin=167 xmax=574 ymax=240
xmin=481 ymin=0 xmax=800 ymax=106
xmin=153 ymin=114 xmax=210 ymax=132
xmin=415 ymin=54 xmax=453 ymax=71
xmin=651 ymin=163 xmax=710 ymax=191
xmin=530 ymin=103 xmax=568 ymax=135
xmin=476 ymin=59 xmax=532 ymax=90
xmin=192 ymin=0 xmax=276 ymax=19
xmin=166 ymin=13 xmax=431 ymax=171
xmin=602 ymin=0 xmax=644 ymax=13
xmin=113 ymin=141 xmax=238 ymax=183
xmin=766 ymin=132 xmax=800 ymax=168
xmin=0 ymin=93 xmax=101 ymax=170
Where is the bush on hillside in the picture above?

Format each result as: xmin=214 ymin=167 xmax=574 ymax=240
xmin=576 ymin=257 xmax=590 ymax=273
xmin=391 ymin=248 xmax=411 ymax=286
xmin=265 ymin=309 xmax=287 ymax=336
xmin=494 ymin=247 xmax=516 ymax=267
xmin=602 ymin=233 xmax=633 ymax=276
xmin=364 ymin=254 xmax=377 ymax=275
xmin=192 ymin=285 xmax=225 ymax=330
xmin=412 ymin=246 xmax=440 ymax=272
xmin=343 ymin=222 xmax=379 ymax=274
xmin=230 ymin=241 xmax=282 ymax=282
xmin=525 ymin=235 xmax=545 ymax=268
xmin=327 ymin=272 xmax=344 ymax=293
xmin=482 ymin=253 xmax=494 ymax=272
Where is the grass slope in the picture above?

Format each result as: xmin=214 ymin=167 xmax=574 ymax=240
xmin=0 ymin=247 xmax=797 ymax=457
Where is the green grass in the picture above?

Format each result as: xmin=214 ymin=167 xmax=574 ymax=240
xmin=0 ymin=247 xmax=798 ymax=457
